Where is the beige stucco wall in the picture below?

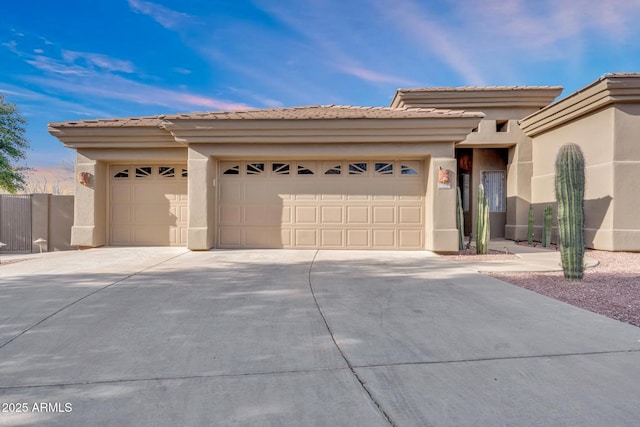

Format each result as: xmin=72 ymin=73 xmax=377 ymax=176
xmin=456 ymin=118 xmax=536 ymax=242
xmin=49 ymin=195 xmax=74 ymax=250
xmin=30 ymin=194 xmax=74 ymax=252
xmin=71 ymin=152 xmax=108 ymax=247
xmin=31 ymin=194 xmax=49 ymax=252
xmin=426 ymin=156 xmax=458 ymax=251
xmin=187 ymin=148 xmax=217 ymax=250
xmin=530 ymin=107 xmax=616 ymax=249
xmin=612 ymin=104 xmax=640 ymax=250
xmin=457 ymin=115 xmax=538 ymax=242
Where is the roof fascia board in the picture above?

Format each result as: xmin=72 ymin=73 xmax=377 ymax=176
xmin=48 ymin=125 xmax=183 ymax=149
xmin=391 ymin=87 xmax=563 ymax=109
xmin=163 ymin=116 xmax=483 ymax=144
xmin=77 ymin=147 xmax=187 ymax=162
xmin=189 ymin=141 xmax=455 ymax=158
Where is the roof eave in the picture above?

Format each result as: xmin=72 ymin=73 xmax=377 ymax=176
xmin=162 ymin=116 xmax=484 ymax=145
xmin=391 ymin=86 xmax=563 ymax=110
xmin=520 ymin=73 xmax=640 ymax=137
xmin=48 ymin=124 xmax=184 ymax=149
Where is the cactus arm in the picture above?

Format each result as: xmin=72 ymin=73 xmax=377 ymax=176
xmin=456 ymin=187 xmax=465 ymax=250
xmin=527 ymin=205 xmax=534 ymax=245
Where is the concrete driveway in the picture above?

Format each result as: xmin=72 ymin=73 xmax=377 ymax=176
xmin=1 ymin=248 xmax=639 ymax=426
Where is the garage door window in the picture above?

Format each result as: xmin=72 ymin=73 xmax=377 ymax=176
xmin=247 ymin=163 xmax=265 ymax=175
xmin=114 ymin=168 xmax=129 ymax=178
xmin=401 ymin=163 xmax=419 ymax=175
xmin=349 ymin=163 xmax=367 ymax=175
xmin=272 ymin=163 xmax=290 ymax=175
xmin=223 ymin=165 xmax=240 ymax=175
xmin=159 ymin=167 xmax=175 ymax=177
xmin=297 ymin=164 xmax=315 ymax=175
xmin=135 ymin=167 xmax=152 ymax=178
xmin=324 ymin=164 xmax=341 ymax=175
xmin=112 ymin=165 xmax=188 ymax=180
xmin=375 ymin=163 xmax=393 ymax=175
xmin=220 ymin=161 xmax=421 ymax=177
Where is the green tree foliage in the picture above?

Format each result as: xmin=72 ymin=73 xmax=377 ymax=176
xmin=0 ymin=94 xmax=29 ymax=193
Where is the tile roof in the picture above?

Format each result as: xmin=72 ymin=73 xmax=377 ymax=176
xmin=602 ymin=72 xmax=640 ymax=78
xmin=49 ymin=116 xmax=165 ymax=128
xmin=49 ymin=105 xmax=482 ymax=128
xmin=163 ymin=105 xmax=482 ymax=120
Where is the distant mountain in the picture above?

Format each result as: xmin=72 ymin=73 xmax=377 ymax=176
xmin=1 ymin=166 xmax=75 ymax=195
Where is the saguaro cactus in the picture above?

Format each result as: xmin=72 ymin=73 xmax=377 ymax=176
xmin=456 ymin=187 xmax=465 ymax=250
xmin=527 ymin=205 xmax=534 ymax=245
xmin=475 ymin=183 xmax=490 ymax=254
xmin=555 ymin=143 xmax=585 ymax=280
xmin=542 ymin=204 xmax=553 ymax=247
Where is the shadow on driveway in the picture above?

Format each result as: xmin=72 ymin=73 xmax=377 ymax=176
xmin=0 ymin=248 xmax=639 ymax=426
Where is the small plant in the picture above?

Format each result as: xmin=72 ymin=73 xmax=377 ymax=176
xmin=542 ymin=204 xmax=553 ymax=247
xmin=456 ymin=187 xmax=465 ymax=250
xmin=527 ymin=205 xmax=534 ymax=245
xmin=475 ymin=183 xmax=490 ymax=255
xmin=555 ymin=143 xmax=585 ymax=281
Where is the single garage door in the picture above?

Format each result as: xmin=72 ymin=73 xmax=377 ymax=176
xmin=110 ymin=164 xmax=188 ymax=246
xmin=218 ymin=160 xmax=425 ymax=249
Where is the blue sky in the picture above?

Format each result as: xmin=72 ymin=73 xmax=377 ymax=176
xmin=2 ymin=0 xmax=640 ymax=167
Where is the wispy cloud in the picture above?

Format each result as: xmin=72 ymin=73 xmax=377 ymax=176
xmin=0 ymin=83 xmax=113 ymax=118
xmin=173 ymin=67 xmax=192 ymax=75
xmin=253 ymin=0 xmax=416 ymax=88
xmin=429 ymin=0 xmax=640 ymax=82
xmin=374 ymin=0 xmax=486 ymax=86
xmin=2 ymin=40 xmax=18 ymax=53
xmin=128 ymin=0 xmax=193 ymax=30
xmin=25 ymin=50 xmax=135 ymax=76
xmin=227 ymin=86 xmax=284 ymax=109
xmin=336 ymin=64 xmax=417 ymax=86
xmin=6 ymin=37 xmax=251 ymax=114
xmin=463 ymin=0 xmax=640 ymax=50
xmin=25 ymin=73 xmax=252 ymax=112
xmin=62 ymin=50 xmax=135 ymax=73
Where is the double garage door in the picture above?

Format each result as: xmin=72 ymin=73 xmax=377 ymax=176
xmin=218 ymin=160 xmax=426 ymax=250
xmin=109 ymin=160 xmax=426 ymax=249
xmin=109 ymin=164 xmax=188 ymax=246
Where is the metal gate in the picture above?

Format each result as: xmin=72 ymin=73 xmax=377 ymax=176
xmin=0 ymin=194 xmax=32 ymax=253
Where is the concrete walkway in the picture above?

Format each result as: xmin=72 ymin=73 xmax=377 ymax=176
xmin=0 ymin=248 xmax=639 ymax=426
xmin=460 ymin=238 xmax=599 ymax=273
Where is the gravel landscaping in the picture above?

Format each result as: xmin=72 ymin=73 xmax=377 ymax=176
xmin=488 ymin=250 xmax=640 ymax=328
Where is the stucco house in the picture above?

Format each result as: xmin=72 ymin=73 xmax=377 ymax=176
xmin=48 ymin=73 xmax=640 ymax=252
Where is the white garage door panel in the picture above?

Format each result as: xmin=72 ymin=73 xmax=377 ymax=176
xmin=110 ymin=165 xmax=188 ymax=246
xmin=218 ymin=160 xmax=425 ymax=250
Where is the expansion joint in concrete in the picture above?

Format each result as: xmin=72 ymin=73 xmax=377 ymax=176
xmin=307 ymin=250 xmax=398 ymax=427
xmin=0 ymin=251 xmax=190 ymax=352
